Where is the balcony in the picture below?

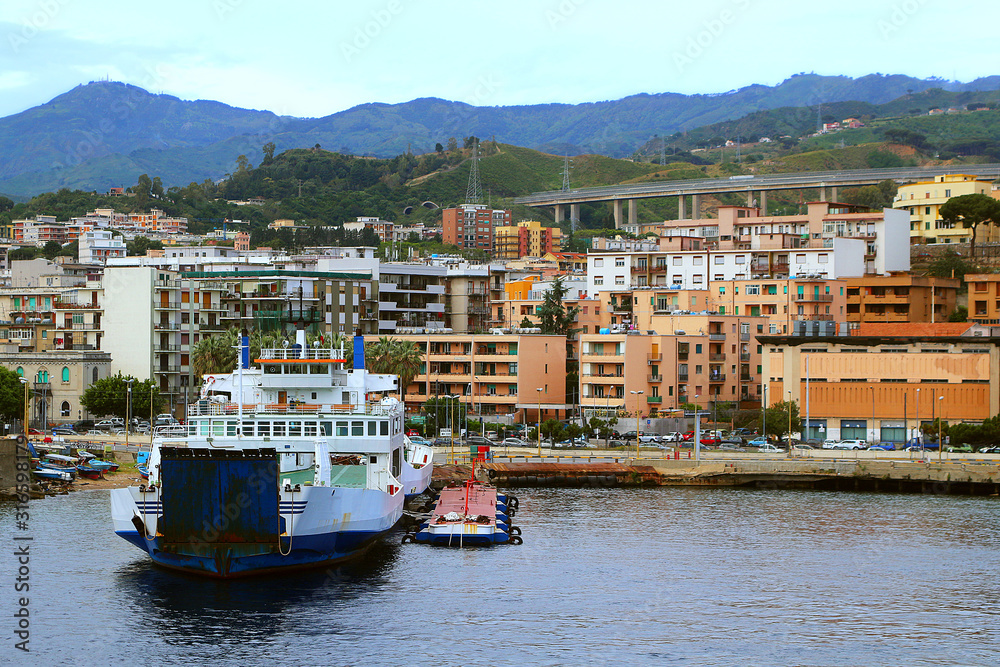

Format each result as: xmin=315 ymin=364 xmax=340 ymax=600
xmin=56 ymin=322 xmax=99 ymax=331
xmin=740 ymin=353 xmax=751 ymax=362
xmin=793 ymin=294 xmax=834 ymax=302
xmin=646 ymin=396 xmax=662 ymax=404
xmin=53 ymin=300 xmax=99 ymax=309
xmin=708 ymin=374 xmax=726 ymax=382
xmin=740 ymin=375 xmax=754 ymax=382
xmin=709 ymin=353 xmax=726 ymax=362
xmin=646 ymin=353 xmax=662 ymax=362
xmin=155 ymin=344 xmax=181 ymax=351
xmin=708 ymin=333 xmax=726 ymax=341
xmin=678 ymin=373 xmax=689 ymax=382
xmin=647 ymin=375 xmax=662 ymax=383
xmin=155 ymin=301 xmax=181 ymax=310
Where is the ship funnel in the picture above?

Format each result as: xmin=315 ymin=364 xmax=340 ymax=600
xmin=353 ymin=329 xmax=365 ymax=370
xmin=295 ymin=328 xmax=307 ymax=358
xmin=240 ymin=330 xmax=250 ymax=369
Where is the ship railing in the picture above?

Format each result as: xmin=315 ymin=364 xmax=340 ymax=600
xmin=187 ymin=401 xmax=401 ymax=417
xmin=258 ymin=346 xmax=346 ymax=360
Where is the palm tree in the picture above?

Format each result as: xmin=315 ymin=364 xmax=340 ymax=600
xmin=365 ymin=337 xmax=424 ymax=395
xmin=192 ymin=329 xmax=238 ymax=378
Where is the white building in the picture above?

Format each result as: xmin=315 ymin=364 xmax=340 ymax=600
xmin=78 ymin=230 xmax=126 ymax=264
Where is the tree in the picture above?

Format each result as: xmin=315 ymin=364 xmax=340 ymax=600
xmin=366 ymin=337 xmax=423 ymax=393
xmin=421 ymin=396 xmax=466 ymax=437
xmin=126 ymin=235 xmax=163 ymax=257
xmin=434 ymin=143 xmax=444 ymax=154
xmin=447 ymin=137 xmax=458 ymax=152
xmin=0 ymin=195 xmax=14 ymax=212
xmin=763 ymin=400 xmax=800 ymax=441
xmin=43 ymin=240 xmax=62 ymax=259
xmin=0 ymin=366 xmax=27 ymax=425
xmin=948 ymin=306 xmax=968 ymax=322
xmin=940 ymin=193 xmax=1000 ymax=258
xmin=80 ymin=374 xmax=160 ymax=420
xmin=537 ymin=276 xmax=581 ymax=337
xmin=133 ymin=173 xmax=152 ymax=209
xmin=262 ymin=142 xmax=276 ymax=165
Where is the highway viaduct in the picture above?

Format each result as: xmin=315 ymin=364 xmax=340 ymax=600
xmin=512 ymin=163 xmax=1000 ymax=228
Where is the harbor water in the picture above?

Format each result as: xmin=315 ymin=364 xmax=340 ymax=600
xmin=3 ymin=486 xmax=999 ymax=665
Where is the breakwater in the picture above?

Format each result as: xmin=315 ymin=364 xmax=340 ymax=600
xmin=477 ymin=456 xmax=1000 ymax=496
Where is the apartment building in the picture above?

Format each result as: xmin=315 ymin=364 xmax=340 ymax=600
xmin=579 ymin=312 xmax=768 ymax=421
xmin=373 ymin=331 xmax=569 ymax=424
xmin=441 ymin=204 xmax=511 ymax=252
xmin=892 ymin=174 xmax=997 ymax=244
xmin=78 ymin=229 xmax=126 ymax=264
xmin=343 ymin=216 xmax=394 ymax=242
xmin=846 ymin=274 xmax=959 ymax=324
xmin=965 ymin=274 xmax=1000 ymax=324
xmin=493 ymin=220 xmax=562 ymax=259
xmin=761 ymin=322 xmax=1000 ymax=443
xmin=443 ymin=264 xmax=491 ymax=333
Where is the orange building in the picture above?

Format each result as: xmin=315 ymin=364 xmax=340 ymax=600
xmin=441 ymin=204 xmax=511 ymax=252
xmin=846 ymin=274 xmax=959 ymax=324
xmin=966 ymin=274 xmax=1000 ymax=324
xmin=762 ymin=322 xmax=1000 ymax=443
xmin=494 ymin=221 xmax=561 ymax=259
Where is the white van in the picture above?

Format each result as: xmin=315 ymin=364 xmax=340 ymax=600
xmin=838 ymin=439 xmax=868 ymax=450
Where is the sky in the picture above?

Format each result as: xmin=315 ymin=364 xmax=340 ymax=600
xmin=0 ymin=0 xmax=998 ymax=119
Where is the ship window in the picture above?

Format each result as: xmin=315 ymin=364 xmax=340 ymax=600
xmin=272 ymin=421 xmax=286 ymax=437
xmin=368 ymin=421 xmax=377 ymax=436
xmin=288 ymin=421 xmax=302 ymax=436
xmin=226 ymin=421 xmax=237 ymax=437
xmin=321 ymin=422 xmax=333 ymax=436
xmin=337 ymin=421 xmax=349 ymax=436
xmin=304 ymin=422 xmax=317 ymax=436
xmin=258 ymin=422 xmax=271 ymax=437
xmin=212 ymin=420 xmax=225 ymax=437
xmin=310 ymin=364 xmax=327 ymax=374
xmin=369 ymin=455 xmax=378 ymax=464
xmin=242 ymin=421 xmax=254 ymax=436
xmin=380 ymin=421 xmax=389 ymax=436
xmin=352 ymin=421 xmax=364 ymax=436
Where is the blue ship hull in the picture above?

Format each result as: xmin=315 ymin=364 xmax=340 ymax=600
xmin=116 ymin=528 xmax=388 ymax=577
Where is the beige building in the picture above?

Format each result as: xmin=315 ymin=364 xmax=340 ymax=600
xmin=892 ymin=174 xmax=997 ymax=244
xmin=3 ymin=350 xmax=112 ymax=428
xmin=761 ymin=323 xmax=1000 ymax=443
xmin=966 ymin=274 xmax=1000 ymax=325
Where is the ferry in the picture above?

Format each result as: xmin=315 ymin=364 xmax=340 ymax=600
xmin=110 ymin=331 xmax=410 ymax=578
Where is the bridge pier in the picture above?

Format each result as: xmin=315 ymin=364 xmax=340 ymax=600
xmin=628 ymin=199 xmax=638 ymax=228
xmin=692 ymin=194 xmax=701 ymax=218
xmin=570 ymin=203 xmax=580 ymax=229
xmin=613 ymin=199 xmax=624 ymax=229
xmin=554 ymin=204 xmax=564 ymax=223
xmin=759 ymin=190 xmax=767 ymax=215
xmin=819 ymin=185 xmax=827 ymax=201
xmin=678 ymin=195 xmax=686 ymax=220
xmin=746 ymin=191 xmax=754 ymax=207
xmin=831 ymin=186 xmax=838 ymax=202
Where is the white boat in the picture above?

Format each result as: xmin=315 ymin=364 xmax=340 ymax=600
xmin=110 ymin=331 xmax=406 ymax=578
xmin=401 ymin=436 xmax=434 ymax=498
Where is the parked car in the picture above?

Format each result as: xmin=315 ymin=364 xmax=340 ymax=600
xmin=978 ymin=445 xmax=1000 ymax=454
xmin=500 ymin=437 xmax=530 ymax=448
xmin=721 ymin=436 xmax=747 ymax=446
xmin=661 ymin=432 xmax=685 ymax=442
xmin=822 ymin=439 xmax=841 ymax=450
xmin=464 ymin=435 xmax=493 ymax=448
xmin=622 ymin=431 xmax=659 ymax=443
xmin=868 ymin=443 xmax=896 ymax=451
xmin=790 ymin=443 xmax=815 ymax=451
xmin=717 ymin=443 xmax=746 ymax=452
xmin=946 ymin=444 xmax=973 ymax=453
xmin=749 ymin=437 xmax=769 ymax=447
xmin=407 ymin=435 xmax=431 ymax=446
xmin=607 ymin=440 xmax=627 ymax=449
xmin=155 ymin=414 xmax=178 ymax=426
xmin=699 ymin=436 xmax=721 ymax=446
xmin=94 ymin=419 xmax=118 ymax=431
xmin=405 ymin=429 xmax=420 ymax=437
xmin=758 ymin=443 xmax=785 ymax=453
xmin=51 ymin=425 xmax=76 ymax=435
xmin=72 ymin=419 xmax=95 ymax=432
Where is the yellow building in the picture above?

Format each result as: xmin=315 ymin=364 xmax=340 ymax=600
xmin=494 ymin=221 xmax=562 ymax=259
xmin=893 ymin=174 xmax=997 ymax=244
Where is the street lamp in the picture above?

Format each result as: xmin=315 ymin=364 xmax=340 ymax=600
xmin=937 ymin=394 xmax=944 ymax=462
xmin=787 ymin=389 xmax=792 ymax=450
xmin=915 ymin=387 xmax=921 ymax=452
xmin=474 ymin=375 xmax=484 ymax=436
xmin=535 ymin=387 xmax=543 ymax=457
xmin=19 ymin=378 xmax=28 ymax=435
xmin=630 ymin=390 xmax=644 ymax=459
xmin=761 ymin=384 xmax=767 ymax=443
xmin=126 ymin=379 xmax=135 ymax=450
xmin=869 ymin=385 xmax=876 ymax=445
xmin=446 ymin=394 xmax=459 ymax=463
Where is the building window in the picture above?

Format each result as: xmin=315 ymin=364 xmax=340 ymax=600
xmin=61 ymin=401 xmax=71 ymax=417
xmin=62 ymin=367 xmax=70 ymax=382
xmin=594 ymin=277 xmax=603 ymax=286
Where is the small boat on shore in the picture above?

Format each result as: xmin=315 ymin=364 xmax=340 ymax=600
xmin=76 ymin=465 xmax=104 ymax=480
xmin=38 ymin=454 xmax=78 ymax=480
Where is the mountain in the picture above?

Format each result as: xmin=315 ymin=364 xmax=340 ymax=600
xmin=3 ymin=73 xmax=1000 ymax=196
